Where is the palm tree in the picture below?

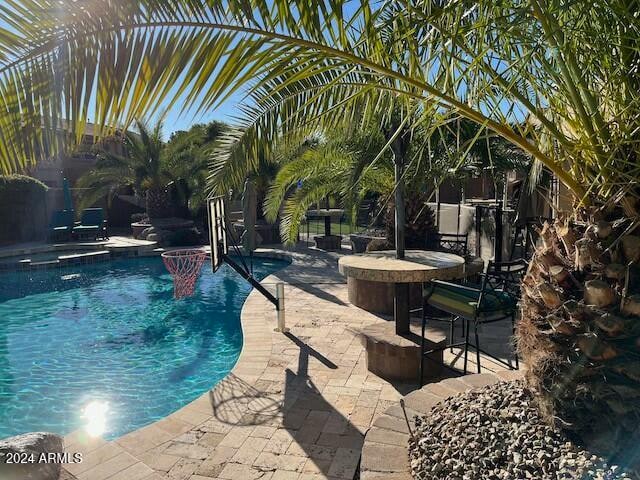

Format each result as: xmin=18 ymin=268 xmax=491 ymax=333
xmin=163 ymin=120 xmax=227 ymax=215
xmin=260 ymin=116 xmax=527 ymax=247
xmin=1 ymin=0 xmax=639 ymax=460
xmin=77 ymin=118 xmax=170 ymax=218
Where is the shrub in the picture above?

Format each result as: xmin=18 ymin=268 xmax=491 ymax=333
xmin=0 ymin=174 xmax=48 ymax=194
xmin=170 ymin=227 xmax=201 ymax=246
xmin=0 ymin=175 xmax=49 ymax=245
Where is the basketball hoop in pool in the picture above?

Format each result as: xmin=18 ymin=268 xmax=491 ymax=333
xmin=161 ymin=249 xmax=208 ymax=299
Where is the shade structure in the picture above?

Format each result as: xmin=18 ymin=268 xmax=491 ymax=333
xmin=62 ymin=177 xmax=73 ymax=211
xmin=241 ymin=178 xmax=258 ymax=253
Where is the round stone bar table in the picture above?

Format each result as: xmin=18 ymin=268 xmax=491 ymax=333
xmin=339 ymin=250 xmax=482 ymax=382
xmin=306 ymin=209 xmax=345 ymax=250
xmin=338 ymin=250 xmax=481 ymax=333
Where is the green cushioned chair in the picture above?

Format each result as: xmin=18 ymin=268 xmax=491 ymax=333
xmin=73 ymin=208 xmax=108 ymax=240
xmin=426 ymin=232 xmax=472 ymax=344
xmin=419 ymin=259 xmax=526 ymax=382
xmin=427 ymin=281 xmax=517 ymax=319
xmin=48 ymin=210 xmax=75 ymax=241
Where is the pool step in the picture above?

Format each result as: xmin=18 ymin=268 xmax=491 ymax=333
xmin=58 ymin=250 xmax=110 ymax=264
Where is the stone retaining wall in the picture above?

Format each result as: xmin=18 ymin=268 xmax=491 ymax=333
xmin=359 ymin=371 xmax=522 ymax=479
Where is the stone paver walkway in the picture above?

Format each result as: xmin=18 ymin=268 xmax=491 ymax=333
xmin=64 ymin=246 xmax=514 ymax=480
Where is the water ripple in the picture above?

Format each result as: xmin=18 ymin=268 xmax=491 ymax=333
xmin=0 ymin=256 xmax=287 ymax=439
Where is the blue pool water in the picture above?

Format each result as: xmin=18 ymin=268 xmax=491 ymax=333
xmin=0 ymin=256 xmax=287 ymax=440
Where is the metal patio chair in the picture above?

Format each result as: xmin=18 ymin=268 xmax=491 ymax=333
xmin=437 ymin=232 xmax=469 ymax=258
xmin=419 ymin=258 xmax=526 ymax=384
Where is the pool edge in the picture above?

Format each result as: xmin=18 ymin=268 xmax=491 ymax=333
xmin=62 ymin=248 xmax=297 ymax=470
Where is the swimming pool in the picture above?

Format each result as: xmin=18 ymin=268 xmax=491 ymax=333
xmin=0 ymin=256 xmax=288 ymax=440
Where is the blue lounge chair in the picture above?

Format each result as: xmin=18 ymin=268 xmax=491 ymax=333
xmin=48 ymin=210 xmax=75 ymax=241
xmin=73 ymin=208 xmax=108 ymax=240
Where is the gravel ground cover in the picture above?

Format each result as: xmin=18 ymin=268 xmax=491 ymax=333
xmin=409 ymin=381 xmax=638 ymax=480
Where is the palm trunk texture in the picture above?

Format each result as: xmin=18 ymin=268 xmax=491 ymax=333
xmin=518 ymin=207 xmax=640 ymax=464
xmin=146 ymin=187 xmax=171 ymax=219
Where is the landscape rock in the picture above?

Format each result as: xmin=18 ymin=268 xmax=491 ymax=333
xmin=147 ymin=229 xmax=176 ymax=246
xmin=350 ymin=233 xmax=385 ymax=253
xmin=0 ymin=432 xmax=64 ymax=480
xmin=408 ymin=381 xmax=636 ymax=480
xmin=140 ymin=226 xmax=156 ymax=239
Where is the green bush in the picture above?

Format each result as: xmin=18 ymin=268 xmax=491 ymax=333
xmin=0 ymin=174 xmax=48 ymax=194
xmin=0 ymin=175 xmax=49 ymax=245
xmin=170 ymin=227 xmax=201 ymax=246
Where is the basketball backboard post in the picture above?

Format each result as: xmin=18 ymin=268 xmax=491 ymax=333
xmin=275 ymin=283 xmax=287 ymax=333
xmin=207 ymin=195 xmax=286 ymax=332
xmin=207 ymin=196 xmax=228 ymax=272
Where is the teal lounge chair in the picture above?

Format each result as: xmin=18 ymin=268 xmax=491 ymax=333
xmin=48 ymin=210 xmax=75 ymax=241
xmin=73 ymin=208 xmax=108 ymax=240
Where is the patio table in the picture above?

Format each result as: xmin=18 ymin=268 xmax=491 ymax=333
xmin=338 ymin=250 xmax=482 ymax=334
xmin=306 ymin=208 xmax=345 ymax=236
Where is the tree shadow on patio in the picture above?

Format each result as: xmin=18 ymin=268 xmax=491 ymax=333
xmin=279 ymin=332 xmax=364 ymax=478
xmin=207 ymin=332 xmax=367 ymax=479
xmin=273 ymin=267 xmax=348 ymax=306
xmin=271 ymin=247 xmax=348 ymax=306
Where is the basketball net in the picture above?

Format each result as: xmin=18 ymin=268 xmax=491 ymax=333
xmin=161 ymin=249 xmax=208 ymax=299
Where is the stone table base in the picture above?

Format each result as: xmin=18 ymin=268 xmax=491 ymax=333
xmin=348 ymin=277 xmax=423 ymax=314
xmin=359 ymin=321 xmax=446 ymax=383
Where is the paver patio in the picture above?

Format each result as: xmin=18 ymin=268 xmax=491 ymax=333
xmin=64 ymin=246 xmax=514 ymax=480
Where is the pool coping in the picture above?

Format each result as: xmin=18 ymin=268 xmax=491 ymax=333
xmin=62 ymin=247 xmax=297 ymax=478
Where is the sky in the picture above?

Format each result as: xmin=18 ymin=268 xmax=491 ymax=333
xmin=0 ymin=16 xmax=255 ymax=137
xmin=1 ymin=2 xmax=364 ymax=138
xmin=157 ymin=90 xmax=242 ymax=135
xmin=0 ymin=0 xmax=387 ymax=143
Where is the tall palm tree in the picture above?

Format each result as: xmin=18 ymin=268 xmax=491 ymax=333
xmin=163 ymin=120 xmax=227 ymax=214
xmin=77 ymin=118 xmax=170 ymax=218
xmin=262 ymin=117 xmax=523 ymax=247
xmin=261 ymin=125 xmax=390 ymax=243
xmin=1 ymin=0 xmax=639 ymax=460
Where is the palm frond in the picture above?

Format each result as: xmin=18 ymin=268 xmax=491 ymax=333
xmin=0 ymin=0 xmax=638 ymax=208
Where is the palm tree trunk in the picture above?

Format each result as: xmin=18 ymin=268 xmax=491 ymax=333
xmin=517 ymin=212 xmax=640 ymax=461
xmin=382 ymin=191 xmax=438 ymax=250
xmin=146 ymin=186 xmax=170 ymax=218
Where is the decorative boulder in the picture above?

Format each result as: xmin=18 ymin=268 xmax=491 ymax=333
xmin=140 ymin=226 xmax=156 ymax=239
xmin=170 ymin=227 xmax=201 ymax=246
xmin=0 ymin=432 xmax=64 ymax=480
xmin=147 ymin=230 xmax=175 ymax=246
xmin=349 ymin=234 xmax=385 ymax=253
